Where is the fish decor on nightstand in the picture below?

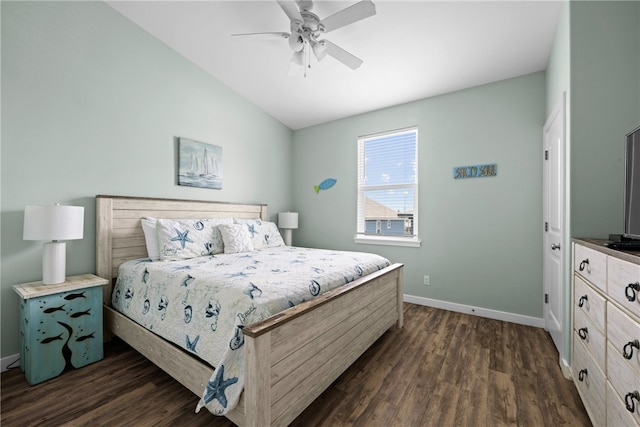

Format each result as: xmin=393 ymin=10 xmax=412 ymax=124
xmin=314 ymin=178 xmax=337 ymax=193
xmin=34 ymin=295 xmax=100 ymax=374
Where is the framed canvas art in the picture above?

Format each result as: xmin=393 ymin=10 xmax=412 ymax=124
xmin=178 ymin=137 xmax=223 ymax=190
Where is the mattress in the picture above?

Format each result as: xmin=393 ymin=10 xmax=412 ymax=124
xmin=112 ymin=246 xmax=390 ymax=415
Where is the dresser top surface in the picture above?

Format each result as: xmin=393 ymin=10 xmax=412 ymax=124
xmin=573 ymin=238 xmax=640 ymax=266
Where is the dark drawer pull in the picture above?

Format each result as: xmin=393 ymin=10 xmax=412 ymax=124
xmin=578 ymin=295 xmax=588 ymax=308
xmin=578 ymin=369 xmax=587 ymax=382
xmin=623 ymin=340 xmax=640 ymax=360
xmin=626 ymin=391 xmax=640 ymax=413
xmin=579 ymin=259 xmax=590 ymax=272
xmin=626 ymin=282 xmax=640 ymax=302
xmin=578 ymin=327 xmax=588 ymax=340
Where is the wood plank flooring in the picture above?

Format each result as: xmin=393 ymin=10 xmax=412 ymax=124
xmin=1 ymin=303 xmax=590 ymax=426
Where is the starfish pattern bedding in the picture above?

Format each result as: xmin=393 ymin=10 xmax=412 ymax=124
xmin=111 ymin=246 xmax=390 ymax=415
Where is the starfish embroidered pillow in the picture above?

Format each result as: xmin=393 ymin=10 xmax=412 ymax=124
xmin=156 ymin=218 xmax=233 ymax=261
xmin=233 ymin=219 xmax=285 ymax=249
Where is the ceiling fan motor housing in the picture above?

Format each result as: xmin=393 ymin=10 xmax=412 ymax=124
xmin=289 ymin=9 xmax=324 ymax=51
xmin=235 ymin=0 xmax=376 ymax=71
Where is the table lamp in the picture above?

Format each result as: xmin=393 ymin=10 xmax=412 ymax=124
xmin=278 ymin=212 xmax=298 ymax=246
xmin=23 ymin=204 xmax=84 ymax=285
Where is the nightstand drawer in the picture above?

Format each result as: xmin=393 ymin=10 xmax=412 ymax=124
xmin=574 ymin=244 xmax=607 ymax=292
xmin=16 ymin=276 xmax=106 ymax=385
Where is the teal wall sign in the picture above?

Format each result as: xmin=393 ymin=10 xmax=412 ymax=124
xmin=453 ymin=164 xmax=497 ymax=179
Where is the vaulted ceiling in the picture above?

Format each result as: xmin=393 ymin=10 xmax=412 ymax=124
xmin=107 ymin=1 xmax=562 ymax=130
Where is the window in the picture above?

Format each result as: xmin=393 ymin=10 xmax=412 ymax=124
xmin=356 ymin=127 xmax=419 ymax=247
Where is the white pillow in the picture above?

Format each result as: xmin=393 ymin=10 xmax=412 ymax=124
xmin=156 ymin=218 xmax=232 ymax=261
xmin=218 ymin=223 xmax=254 ymax=254
xmin=233 ymin=219 xmax=285 ymax=249
xmin=141 ymin=218 xmax=160 ymax=261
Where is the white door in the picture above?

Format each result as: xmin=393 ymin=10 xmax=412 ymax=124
xmin=543 ymin=93 xmax=566 ymax=357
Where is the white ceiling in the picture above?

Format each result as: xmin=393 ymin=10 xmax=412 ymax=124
xmin=106 ymin=1 xmax=562 ymax=130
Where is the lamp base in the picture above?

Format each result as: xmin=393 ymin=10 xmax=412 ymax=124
xmin=283 ymin=229 xmax=293 ymax=246
xmin=43 ymin=241 xmax=66 ymax=285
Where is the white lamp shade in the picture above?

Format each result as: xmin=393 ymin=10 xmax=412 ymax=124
xmin=23 ymin=205 xmax=84 ymax=241
xmin=278 ymin=212 xmax=299 ymax=230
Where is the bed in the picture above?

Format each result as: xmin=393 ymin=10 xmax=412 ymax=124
xmin=96 ymin=195 xmax=404 ymax=426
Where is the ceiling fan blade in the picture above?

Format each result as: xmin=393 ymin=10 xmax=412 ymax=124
xmin=277 ymin=0 xmax=303 ymax=23
xmin=321 ymin=40 xmax=363 ymax=69
xmin=320 ymin=0 xmax=376 ymax=33
xmin=231 ymin=32 xmax=290 ymax=41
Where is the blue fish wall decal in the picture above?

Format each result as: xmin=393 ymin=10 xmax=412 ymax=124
xmin=314 ymin=178 xmax=337 ymax=193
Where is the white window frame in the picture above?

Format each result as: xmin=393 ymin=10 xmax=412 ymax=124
xmin=355 ymin=127 xmax=420 ymax=248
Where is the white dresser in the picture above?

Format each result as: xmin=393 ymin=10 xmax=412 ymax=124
xmin=573 ymin=239 xmax=640 ymax=426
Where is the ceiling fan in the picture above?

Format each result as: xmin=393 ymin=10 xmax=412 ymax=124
xmin=232 ymin=0 xmax=376 ymax=75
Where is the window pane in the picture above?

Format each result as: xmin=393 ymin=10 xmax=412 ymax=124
xmin=364 ymin=188 xmax=415 ymax=216
xmin=364 ymin=132 xmax=416 ymax=187
xmin=357 ymin=128 xmax=418 ymax=239
xmin=363 ymin=188 xmax=414 ymax=236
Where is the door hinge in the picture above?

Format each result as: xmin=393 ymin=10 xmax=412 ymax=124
xmin=545 ymin=293 xmax=549 ymax=304
xmin=545 ymin=150 xmax=549 ymax=160
xmin=545 ymin=222 xmax=549 ymax=232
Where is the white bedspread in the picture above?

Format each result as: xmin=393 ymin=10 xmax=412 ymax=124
xmin=112 ymin=246 xmax=390 ymax=415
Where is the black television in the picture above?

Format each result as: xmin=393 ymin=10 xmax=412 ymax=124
xmin=606 ymin=126 xmax=640 ymax=250
xmin=624 ymin=125 xmax=640 ymax=240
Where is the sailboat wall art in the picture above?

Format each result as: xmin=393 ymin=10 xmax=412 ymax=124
xmin=178 ymin=137 xmax=223 ymax=190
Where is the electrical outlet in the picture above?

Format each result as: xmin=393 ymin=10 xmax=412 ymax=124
xmin=423 ymin=275 xmax=430 ymax=286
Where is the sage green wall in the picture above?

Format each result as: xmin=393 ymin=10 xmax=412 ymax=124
xmin=570 ymin=1 xmax=640 ymax=238
xmin=292 ymin=72 xmax=545 ymax=319
xmin=546 ymin=1 xmax=570 ymax=118
xmin=1 ymin=1 xmax=293 ymax=358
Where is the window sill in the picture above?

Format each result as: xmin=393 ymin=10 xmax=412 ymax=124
xmin=354 ymin=235 xmax=421 ymax=248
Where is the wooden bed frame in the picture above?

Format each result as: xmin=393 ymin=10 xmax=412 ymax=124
xmin=96 ymin=195 xmax=404 ymax=426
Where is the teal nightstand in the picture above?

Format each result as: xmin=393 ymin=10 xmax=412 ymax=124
xmin=13 ymin=274 xmax=108 ymax=385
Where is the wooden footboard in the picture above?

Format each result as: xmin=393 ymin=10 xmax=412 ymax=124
xmin=242 ymin=263 xmax=403 ymax=426
xmin=96 ymin=195 xmax=404 ymax=426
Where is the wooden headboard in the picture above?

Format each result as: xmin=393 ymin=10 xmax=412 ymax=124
xmin=95 ymin=195 xmax=267 ymax=305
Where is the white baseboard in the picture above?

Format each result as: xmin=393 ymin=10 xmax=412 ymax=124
xmin=1 ymin=354 xmax=20 ymax=373
xmin=404 ymin=294 xmax=545 ymax=328
xmin=559 ymin=354 xmax=572 ymax=380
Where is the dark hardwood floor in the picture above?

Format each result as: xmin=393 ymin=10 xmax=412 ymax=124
xmin=1 ymin=303 xmax=590 ymax=426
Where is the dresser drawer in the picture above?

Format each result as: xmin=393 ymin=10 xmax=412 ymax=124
xmin=608 ymin=256 xmax=640 ymax=318
xmin=607 ymin=380 xmax=640 ymax=427
xmin=574 ymin=244 xmax=607 ymax=292
xmin=575 ymin=275 xmax=606 ymax=333
xmin=573 ymin=338 xmax=606 ymax=426
xmin=609 ymin=302 xmax=640 ymax=375
xmin=574 ymin=309 xmax=605 ymax=370
xmin=608 ymin=341 xmax=640 ymax=425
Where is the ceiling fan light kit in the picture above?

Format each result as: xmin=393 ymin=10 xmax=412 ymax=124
xmin=232 ymin=0 xmax=376 ymax=76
